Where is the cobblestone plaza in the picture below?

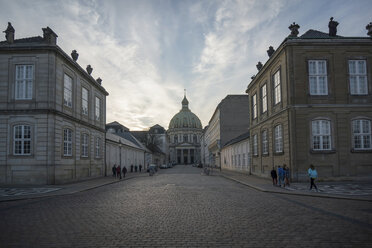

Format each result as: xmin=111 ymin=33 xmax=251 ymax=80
xmin=1 ymin=166 xmax=371 ymax=247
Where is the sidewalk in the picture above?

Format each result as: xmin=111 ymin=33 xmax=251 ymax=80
xmin=215 ymin=169 xmax=372 ymax=202
xmin=0 ymin=172 xmax=148 ymax=202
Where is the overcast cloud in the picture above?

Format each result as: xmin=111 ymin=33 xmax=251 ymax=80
xmin=0 ymin=0 xmax=371 ymax=130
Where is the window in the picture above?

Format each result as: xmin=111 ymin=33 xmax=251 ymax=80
xmin=183 ymin=134 xmax=188 ymax=143
xmin=253 ymin=134 xmax=258 ymax=156
xmin=261 ymin=84 xmax=267 ymax=113
xmin=95 ymin=137 xmax=101 ymax=158
xmin=95 ymin=97 xmax=101 ymax=121
xmin=273 ymin=70 xmax=281 ymax=104
xmin=349 ymin=60 xmax=368 ymax=95
xmin=309 ymin=60 xmax=328 ymax=95
xmin=63 ymin=128 xmax=73 ymax=156
xmin=64 ymin=74 xmax=72 ymax=107
xmin=262 ymin=130 xmax=268 ymax=155
xmin=252 ymin=94 xmax=257 ymax=119
xmin=13 ymin=125 xmax=31 ymax=155
xmin=352 ymin=119 xmax=371 ymax=150
xmin=82 ymin=87 xmax=89 ymax=115
xmin=15 ymin=65 xmax=33 ymax=100
xmin=193 ymin=134 xmax=197 ymax=143
xmin=81 ymin=133 xmax=88 ymax=157
xmin=242 ymin=154 xmax=246 ymax=166
xmin=312 ymin=120 xmax=331 ymax=150
xmin=274 ymin=125 xmax=283 ymax=153
xmin=174 ymin=135 xmax=178 ymax=144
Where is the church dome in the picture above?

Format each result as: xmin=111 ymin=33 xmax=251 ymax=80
xmin=169 ymin=96 xmax=202 ymax=129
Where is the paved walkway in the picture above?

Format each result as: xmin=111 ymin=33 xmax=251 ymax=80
xmin=0 ymin=171 xmax=147 ymax=202
xmin=215 ymin=169 xmax=372 ymax=201
xmin=1 ymin=167 xmax=372 ymax=202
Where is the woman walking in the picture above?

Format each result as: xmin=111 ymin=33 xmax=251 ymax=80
xmin=308 ymin=164 xmax=318 ymax=192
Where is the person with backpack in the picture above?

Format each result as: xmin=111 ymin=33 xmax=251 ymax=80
xmin=308 ymin=164 xmax=318 ymax=192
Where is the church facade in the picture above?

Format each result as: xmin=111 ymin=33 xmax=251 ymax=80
xmin=167 ymin=96 xmax=203 ymax=164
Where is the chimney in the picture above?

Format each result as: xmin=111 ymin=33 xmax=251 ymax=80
xmin=3 ymin=22 xmax=15 ymax=44
xmin=42 ymin=26 xmax=58 ymax=45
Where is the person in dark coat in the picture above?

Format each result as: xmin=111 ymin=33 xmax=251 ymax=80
xmin=139 ymin=164 xmax=142 ymax=172
xmin=130 ymin=164 xmax=133 ymax=173
xmin=135 ymin=165 xmax=138 ymax=172
xmin=122 ymin=166 xmax=127 ymax=178
xmin=270 ymin=167 xmax=277 ymax=186
xmin=117 ymin=165 xmax=122 ymax=179
xmin=112 ymin=164 xmax=117 ymax=177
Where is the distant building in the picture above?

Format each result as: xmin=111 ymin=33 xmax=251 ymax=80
xmin=204 ymin=95 xmax=250 ymax=169
xmin=167 ymin=95 xmax=203 ymax=164
xmin=0 ymin=23 xmax=108 ymax=184
xmin=246 ymin=19 xmax=372 ymax=181
xmin=105 ymin=122 xmax=147 ymax=174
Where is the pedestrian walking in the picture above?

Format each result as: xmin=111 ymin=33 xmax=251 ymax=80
xmin=112 ymin=164 xmax=117 ymax=177
xmin=117 ymin=165 xmax=122 ymax=179
xmin=122 ymin=166 xmax=127 ymax=178
xmin=270 ymin=167 xmax=277 ymax=186
xmin=283 ymin=164 xmax=290 ymax=187
xmin=278 ymin=165 xmax=285 ymax=187
xmin=130 ymin=164 xmax=133 ymax=173
xmin=308 ymin=164 xmax=318 ymax=192
xmin=139 ymin=164 xmax=142 ymax=172
xmin=135 ymin=165 xmax=138 ymax=172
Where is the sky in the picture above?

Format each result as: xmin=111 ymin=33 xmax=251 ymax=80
xmin=0 ymin=0 xmax=371 ymax=130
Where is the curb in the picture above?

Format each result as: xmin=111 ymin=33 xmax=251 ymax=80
xmin=220 ymin=174 xmax=372 ymax=202
xmin=0 ymin=173 xmax=148 ymax=203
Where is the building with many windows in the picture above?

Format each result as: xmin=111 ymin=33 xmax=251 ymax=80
xmin=0 ymin=23 xmax=108 ymax=184
xmin=203 ymin=95 xmax=250 ymax=169
xmin=220 ymin=131 xmax=250 ymax=173
xmin=246 ymin=19 xmax=372 ymax=181
xmin=167 ymin=95 xmax=203 ymax=164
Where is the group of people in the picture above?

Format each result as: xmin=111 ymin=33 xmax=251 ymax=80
xmin=270 ymin=164 xmax=319 ymax=191
xmin=112 ymin=164 xmax=127 ymax=179
xmin=270 ymin=164 xmax=290 ymax=187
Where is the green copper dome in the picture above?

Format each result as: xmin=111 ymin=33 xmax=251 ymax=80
xmin=169 ymin=96 xmax=202 ymax=129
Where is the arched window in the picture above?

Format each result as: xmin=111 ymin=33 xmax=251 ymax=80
xmin=352 ymin=119 xmax=371 ymax=150
xmin=311 ymin=120 xmax=331 ymax=150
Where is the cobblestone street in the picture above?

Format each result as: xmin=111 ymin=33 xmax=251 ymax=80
xmin=1 ymin=166 xmax=372 ymax=247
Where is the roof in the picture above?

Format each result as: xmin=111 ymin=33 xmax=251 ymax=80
xmin=106 ymin=121 xmax=130 ymax=132
xmin=222 ymin=131 xmax=250 ymax=148
xmin=299 ymin=29 xmax=343 ymax=39
xmin=169 ymin=96 xmax=202 ymax=130
xmin=146 ymin=143 xmax=165 ymax=155
xmin=0 ymin=36 xmax=44 ymax=45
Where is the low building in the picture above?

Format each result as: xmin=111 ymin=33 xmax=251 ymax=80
xmin=0 ymin=23 xmax=108 ymax=184
xmin=205 ymin=95 xmax=250 ymax=168
xmin=220 ymin=132 xmax=250 ymax=173
xmin=246 ymin=19 xmax=372 ymax=181
xmin=105 ymin=122 xmax=147 ymax=174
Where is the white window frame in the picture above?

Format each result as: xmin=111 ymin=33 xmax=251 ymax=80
xmin=261 ymin=84 xmax=267 ymax=113
xmin=63 ymin=128 xmax=73 ymax=156
xmin=82 ymin=87 xmax=89 ymax=115
xmin=253 ymin=134 xmax=258 ymax=156
xmin=352 ymin=119 xmax=371 ymax=150
xmin=262 ymin=130 xmax=268 ymax=155
xmin=15 ymin=65 xmax=33 ymax=100
xmin=273 ymin=70 xmax=281 ymax=104
xmin=95 ymin=137 xmax=101 ymax=158
xmin=95 ymin=97 xmax=101 ymax=121
xmin=274 ymin=125 xmax=283 ymax=153
xmin=349 ymin=60 xmax=368 ymax=95
xmin=13 ymin=125 xmax=31 ymax=155
xmin=81 ymin=133 xmax=89 ymax=157
xmin=64 ymin=74 xmax=73 ymax=107
xmin=311 ymin=120 xmax=331 ymax=151
xmin=252 ymin=94 xmax=257 ymax=119
xmin=308 ymin=60 xmax=328 ymax=95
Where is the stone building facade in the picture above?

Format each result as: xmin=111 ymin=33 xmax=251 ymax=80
xmin=246 ymin=21 xmax=372 ymax=181
xmin=0 ymin=24 xmax=108 ymax=184
xmin=167 ymin=95 xmax=202 ymax=164
xmin=204 ymin=95 xmax=250 ymax=168
xmin=220 ymin=132 xmax=250 ymax=173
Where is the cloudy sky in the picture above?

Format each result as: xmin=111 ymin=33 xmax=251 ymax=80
xmin=1 ymin=0 xmax=371 ymax=130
